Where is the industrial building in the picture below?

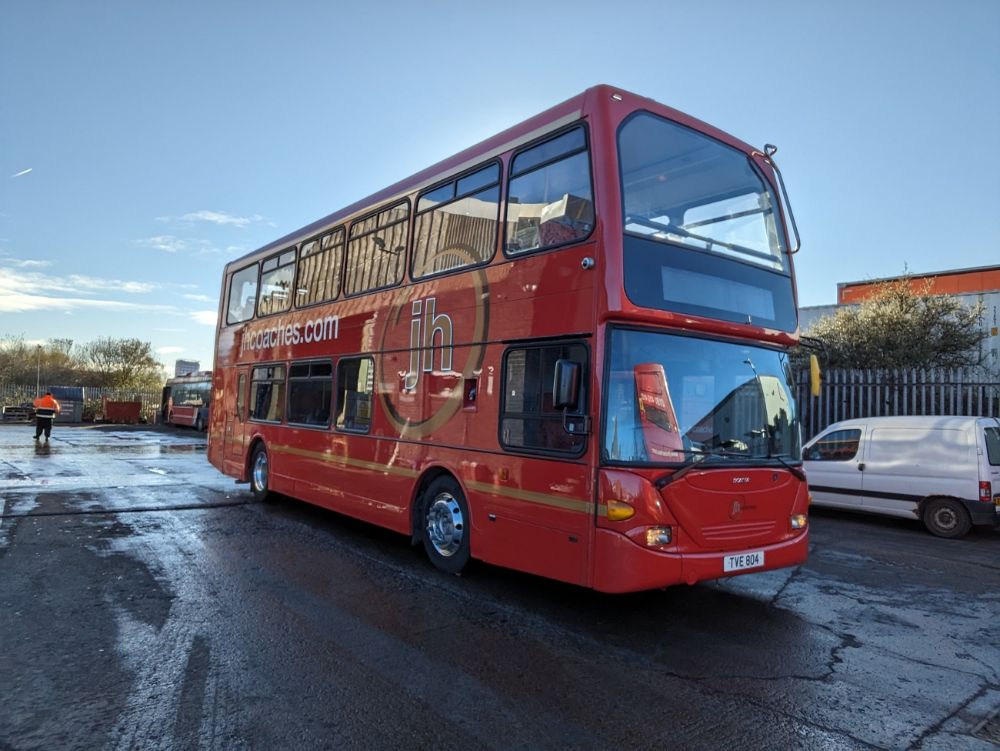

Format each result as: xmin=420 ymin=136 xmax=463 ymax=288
xmin=799 ymin=264 xmax=1000 ymax=376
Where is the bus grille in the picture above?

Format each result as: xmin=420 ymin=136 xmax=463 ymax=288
xmin=701 ymin=521 xmax=775 ymax=542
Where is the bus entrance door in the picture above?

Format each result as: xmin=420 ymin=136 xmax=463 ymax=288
xmin=225 ymin=368 xmax=249 ymax=467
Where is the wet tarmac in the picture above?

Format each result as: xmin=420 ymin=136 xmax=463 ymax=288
xmin=0 ymin=424 xmax=997 ymax=750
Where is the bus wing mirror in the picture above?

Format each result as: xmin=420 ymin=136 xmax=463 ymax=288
xmin=809 ymin=354 xmax=822 ymax=397
xmin=553 ymin=360 xmax=581 ymax=410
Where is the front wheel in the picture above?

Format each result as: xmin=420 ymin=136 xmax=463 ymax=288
xmin=421 ymin=477 xmax=470 ymax=575
xmin=923 ymin=497 xmax=971 ymax=538
xmin=249 ymin=444 xmax=273 ymax=502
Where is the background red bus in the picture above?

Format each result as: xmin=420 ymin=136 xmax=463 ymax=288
xmin=208 ymin=85 xmax=808 ymax=592
xmin=163 ymin=372 xmax=212 ymax=431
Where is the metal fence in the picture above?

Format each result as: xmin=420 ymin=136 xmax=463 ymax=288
xmin=795 ymin=368 xmax=1000 ymax=440
xmin=0 ymin=383 xmax=162 ymax=423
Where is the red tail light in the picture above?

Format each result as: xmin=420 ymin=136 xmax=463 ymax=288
xmin=980 ymin=481 xmax=992 ymax=503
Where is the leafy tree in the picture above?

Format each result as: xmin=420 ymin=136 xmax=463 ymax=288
xmin=802 ymin=277 xmax=986 ymax=370
xmin=76 ymin=338 xmax=166 ymax=390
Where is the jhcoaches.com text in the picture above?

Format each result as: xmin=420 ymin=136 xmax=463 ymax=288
xmin=240 ymin=315 xmax=339 ymax=353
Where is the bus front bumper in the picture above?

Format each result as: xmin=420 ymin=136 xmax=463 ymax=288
xmin=591 ymin=528 xmax=809 ymax=594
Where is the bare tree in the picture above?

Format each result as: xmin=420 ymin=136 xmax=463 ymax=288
xmin=0 ymin=335 xmax=79 ymax=386
xmin=76 ymin=337 xmax=165 ymax=390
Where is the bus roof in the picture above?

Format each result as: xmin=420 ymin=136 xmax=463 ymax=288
xmin=225 ymin=84 xmax=761 ymax=271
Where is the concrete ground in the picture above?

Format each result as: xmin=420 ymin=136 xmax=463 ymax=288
xmin=0 ymin=424 xmax=998 ymax=750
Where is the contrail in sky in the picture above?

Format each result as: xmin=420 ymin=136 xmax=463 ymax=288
xmin=11 ymin=168 xmax=32 ymax=178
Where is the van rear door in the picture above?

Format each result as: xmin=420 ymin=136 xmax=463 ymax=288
xmin=979 ymin=418 xmax=1000 ymax=508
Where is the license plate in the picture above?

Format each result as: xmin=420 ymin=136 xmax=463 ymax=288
xmin=723 ymin=550 xmax=765 ymax=572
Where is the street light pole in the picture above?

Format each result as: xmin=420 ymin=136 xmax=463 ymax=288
xmin=36 ymin=344 xmax=41 ymax=396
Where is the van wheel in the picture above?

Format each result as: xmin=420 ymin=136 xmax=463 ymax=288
xmin=195 ymin=415 xmax=205 ymax=432
xmin=922 ymin=497 xmax=971 ymax=538
xmin=249 ymin=444 xmax=273 ymax=502
xmin=421 ymin=477 xmax=470 ymax=575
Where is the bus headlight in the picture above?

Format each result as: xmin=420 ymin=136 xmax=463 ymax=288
xmin=645 ymin=527 xmax=672 ymax=546
xmin=791 ymin=514 xmax=808 ymax=530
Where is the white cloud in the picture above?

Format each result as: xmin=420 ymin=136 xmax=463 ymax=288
xmin=183 ymin=293 xmax=212 ymax=302
xmin=190 ymin=310 xmax=218 ymax=326
xmin=11 ymin=168 xmax=32 ymax=178
xmin=67 ymin=274 xmax=155 ymax=294
xmin=3 ymin=258 xmax=52 ymax=269
xmin=157 ymin=346 xmax=185 ymax=354
xmin=139 ymin=235 xmax=188 ymax=253
xmin=0 ymin=292 xmax=175 ymax=314
xmin=0 ymin=267 xmax=168 ymax=313
xmin=176 ymin=210 xmax=264 ymax=228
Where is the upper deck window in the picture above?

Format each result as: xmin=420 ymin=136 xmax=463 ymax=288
xmin=296 ymin=228 xmax=345 ymax=307
xmin=413 ymin=162 xmax=500 ymax=279
xmin=345 ymin=201 xmax=409 ymax=295
xmin=505 ymin=126 xmax=594 ymax=255
xmin=226 ymin=263 xmax=259 ymax=325
xmin=257 ymin=248 xmax=296 ymax=317
xmin=618 ymin=112 xmax=797 ymax=332
xmin=619 ymin=113 xmax=787 ymax=272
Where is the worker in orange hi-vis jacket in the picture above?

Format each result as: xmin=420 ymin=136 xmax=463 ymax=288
xmin=33 ymin=391 xmax=61 ymax=442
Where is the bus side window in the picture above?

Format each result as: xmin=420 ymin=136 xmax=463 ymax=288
xmin=501 ymin=342 xmax=587 ymax=454
xmin=345 ymin=202 xmax=409 ymax=296
xmin=258 ymin=248 xmax=296 ymax=317
xmin=505 ymin=126 xmax=594 ymax=256
xmin=249 ymin=365 xmax=286 ymax=423
xmin=227 ymin=263 xmax=259 ymax=325
xmin=335 ymin=357 xmax=374 ymax=432
xmin=412 ymin=162 xmax=500 ymax=279
xmin=288 ymin=360 xmax=333 ymax=427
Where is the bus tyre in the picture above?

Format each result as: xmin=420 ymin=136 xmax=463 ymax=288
xmin=250 ymin=444 xmax=273 ymax=503
xmin=923 ymin=497 xmax=971 ymax=539
xmin=421 ymin=477 xmax=470 ymax=575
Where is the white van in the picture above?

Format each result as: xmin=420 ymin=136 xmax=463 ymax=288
xmin=803 ymin=416 xmax=1000 ymax=538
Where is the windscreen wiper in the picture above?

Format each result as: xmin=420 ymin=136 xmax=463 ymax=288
xmin=767 ymin=453 xmax=806 ymax=481
xmin=653 ymin=448 xmax=744 ymax=489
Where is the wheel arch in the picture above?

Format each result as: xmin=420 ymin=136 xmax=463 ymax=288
xmin=917 ymin=494 xmax=963 ymax=516
xmin=244 ymin=435 xmax=267 ymax=480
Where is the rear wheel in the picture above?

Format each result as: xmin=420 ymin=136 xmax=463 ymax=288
xmin=194 ymin=415 xmax=205 ymax=432
xmin=421 ymin=477 xmax=470 ymax=575
xmin=922 ymin=497 xmax=971 ymax=538
xmin=249 ymin=444 xmax=273 ymax=502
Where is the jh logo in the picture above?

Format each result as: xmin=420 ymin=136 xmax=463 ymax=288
xmin=405 ymin=297 xmax=454 ymax=390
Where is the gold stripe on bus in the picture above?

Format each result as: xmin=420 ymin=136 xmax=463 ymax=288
xmin=271 ymin=444 xmax=420 ymax=479
xmin=269 ymin=443 xmax=591 ymax=514
xmin=465 ymin=480 xmax=592 ymax=514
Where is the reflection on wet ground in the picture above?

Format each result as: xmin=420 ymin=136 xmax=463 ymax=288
xmin=0 ymin=425 xmax=229 ymax=498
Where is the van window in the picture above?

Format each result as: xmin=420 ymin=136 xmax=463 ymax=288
xmin=806 ymin=429 xmax=861 ymax=461
xmin=985 ymin=426 xmax=1000 ymax=466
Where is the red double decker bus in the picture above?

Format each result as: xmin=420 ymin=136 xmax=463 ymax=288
xmin=208 ymin=85 xmax=809 ymax=592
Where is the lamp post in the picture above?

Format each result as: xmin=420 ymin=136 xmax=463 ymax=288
xmin=36 ymin=344 xmax=41 ymax=396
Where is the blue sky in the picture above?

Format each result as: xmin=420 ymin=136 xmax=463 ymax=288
xmin=2 ymin=1 xmax=998 ymax=372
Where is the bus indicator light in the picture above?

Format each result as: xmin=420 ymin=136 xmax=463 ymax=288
xmin=791 ymin=514 xmax=808 ymax=530
xmin=606 ymin=501 xmax=636 ymax=521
